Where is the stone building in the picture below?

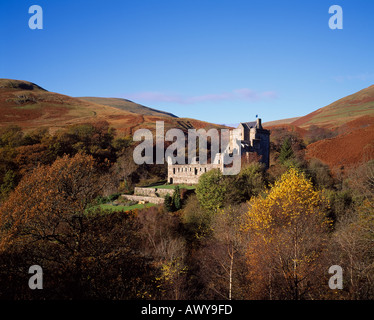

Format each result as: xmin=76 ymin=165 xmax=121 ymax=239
xmin=167 ymin=162 xmax=223 ymax=185
xmin=167 ymin=118 xmax=270 ymax=184
xmin=237 ymin=118 xmax=270 ymax=168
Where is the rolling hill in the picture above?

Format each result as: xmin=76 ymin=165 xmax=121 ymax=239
xmin=78 ymin=97 xmax=178 ymax=118
xmin=263 ymin=117 xmax=301 ymax=127
xmin=0 ymin=79 xmax=225 ymax=135
xmin=263 ymin=85 xmax=374 ymax=169
xmin=291 ymin=85 xmax=374 ymax=129
xmin=305 ymin=115 xmax=374 ymax=168
xmin=1 ymin=78 xmax=373 ymax=169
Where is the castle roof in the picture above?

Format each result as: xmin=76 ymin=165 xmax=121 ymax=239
xmin=239 ymin=121 xmax=256 ymax=130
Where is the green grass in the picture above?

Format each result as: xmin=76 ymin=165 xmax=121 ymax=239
xmin=96 ymin=202 xmax=157 ymax=212
xmin=147 ymin=184 xmax=196 ymax=190
xmin=14 ymin=104 xmax=41 ymax=110
xmin=306 ymin=102 xmax=374 ymax=126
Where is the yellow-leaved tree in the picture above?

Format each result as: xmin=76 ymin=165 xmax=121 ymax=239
xmin=242 ymin=167 xmax=332 ymax=300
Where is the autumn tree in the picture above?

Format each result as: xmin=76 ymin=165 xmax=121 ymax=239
xmin=0 ymin=125 xmax=24 ymax=148
xmin=328 ymin=160 xmax=374 ymax=299
xmin=182 ymin=194 xmax=212 ymax=241
xmin=197 ymin=204 xmax=250 ymax=300
xmin=330 ymin=201 xmax=374 ymax=300
xmin=0 ymin=153 xmax=104 ymax=298
xmin=307 ymin=158 xmax=334 ymax=190
xmin=137 ymin=207 xmax=187 ymax=299
xmin=0 ymin=152 xmax=158 ymax=299
xmin=242 ymin=167 xmax=332 ymax=299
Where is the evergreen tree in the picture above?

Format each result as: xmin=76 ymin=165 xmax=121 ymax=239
xmin=278 ymin=137 xmax=294 ymax=164
xmin=172 ymin=186 xmax=181 ymax=211
xmin=164 ymin=194 xmax=173 ymax=212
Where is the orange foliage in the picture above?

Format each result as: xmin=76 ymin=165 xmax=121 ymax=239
xmin=0 ymin=152 xmax=103 ymax=250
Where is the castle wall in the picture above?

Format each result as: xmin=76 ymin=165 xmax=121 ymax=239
xmin=167 ymin=163 xmax=222 ymax=184
xmin=250 ymin=127 xmax=270 ymax=168
xmin=122 ymin=194 xmax=165 ymax=204
xmin=134 ymin=187 xmax=174 ymax=197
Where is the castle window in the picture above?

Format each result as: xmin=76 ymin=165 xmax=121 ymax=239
xmin=173 ymin=168 xmax=175 ymax=174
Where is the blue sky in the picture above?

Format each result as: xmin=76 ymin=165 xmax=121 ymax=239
xmin=1 ymin=0 xmax=374 ymax=125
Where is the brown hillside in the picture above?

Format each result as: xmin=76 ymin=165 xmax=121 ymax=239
xmin=0 ymin=79 xmax=225 ymax=135
xmin=266 ymin=123 xmax=308 ymax=138
xmin=78 ymin=97 xmax=178 ymax=118
xmin=306 ymin=116 xmax=374 ymax=168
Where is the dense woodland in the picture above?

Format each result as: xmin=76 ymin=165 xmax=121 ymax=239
xmin=0 ymin=121 xmax=373 ymax=300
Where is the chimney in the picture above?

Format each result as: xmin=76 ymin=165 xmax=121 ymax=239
xmin=256 ymin=118 xmax=263 ymax=129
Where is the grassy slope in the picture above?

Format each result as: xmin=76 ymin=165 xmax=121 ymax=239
xmin=78 ymin=96 xmax=178 ymax=118
xmin=292 ymin=84 xmax=374 ymax=129
xmin=263 ymin=117 xmax=301 ymax=127
xmin=97 ymin=202 xmax=157 ymax=212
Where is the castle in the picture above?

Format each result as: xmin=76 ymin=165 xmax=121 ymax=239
xmin=167 ymin=118 xmax=270 ymax=184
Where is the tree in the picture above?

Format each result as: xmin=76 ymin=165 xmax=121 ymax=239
xmin=328 ymin=160 xmax=374 ymax=299
xmin=225 ymin=162 xmax=265 ymax=204
xmin=172 ymin=186 xmax=181 ymax=211
xmin=182 ymin=194 xmax=212 ymax=241
xmin=0 ymin=152 xmax=105 ymax=243
xmin=164 ymin=194 xmax=173 ymax=212
xmin=0 ymin=153 xmax=104 ymax=297
xmin=163 ymin=187 xmax=182 ymax=213
xmin=307 ymin=158 xmax=334 ymax=189
xmin=0 ymin=169 xmax=16 ymax=200
xmin=242 ymin=167 xmax=332 ymax=299
xmin=278 ymin=137 xmax=294 ymax=164
xmin=137 ymin=207 xmax=187 ymax=299
xmin=0 ymin=125 xmax=23 ymax=148
xmin=331 ymin=201 xmax=374 ymax=300
xmin=0 ymin=153 xmax=157 ymax=299
xmin=198 ymin=204 xmax=250 ymax=300
xmin=196 ymin=169 xmax=226 ymax=212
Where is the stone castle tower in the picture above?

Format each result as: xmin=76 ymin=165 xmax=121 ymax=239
xmin=237 ymin=118 xmax=270 ymax=168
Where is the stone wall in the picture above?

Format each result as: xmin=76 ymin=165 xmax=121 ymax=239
xmin=134 ymin=187 xmax=174 ymax=197
xmin=121 ymin=194 xmax=165 ymax=204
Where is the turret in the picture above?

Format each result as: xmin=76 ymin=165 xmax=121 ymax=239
xmin=256 ymin=118 xmax=263 ymax=129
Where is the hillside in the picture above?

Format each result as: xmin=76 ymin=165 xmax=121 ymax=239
xmin=263 ymin=117 xmax=301 ymax=127
xmin=292 ymin=85 xmax=374 ymax=129
xmin=78 ymin=97 xmax=178 ymax=118
xmin=264 ymin=86 xmax=374 ymax=169
xmin=306 ymin=115 xmax=374 ymax=168
xmin=0 ymin=79 xmax=225 ymax=135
